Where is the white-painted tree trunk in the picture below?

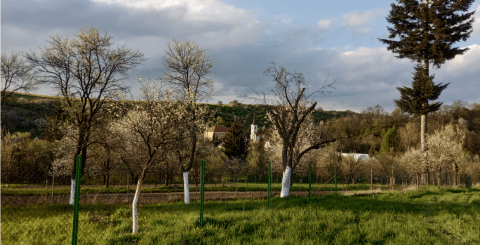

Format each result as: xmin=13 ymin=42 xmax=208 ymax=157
xmin=280 ymin=166 xmax=292 ymax=198
xmin=183 ymin=171 xmax=190 ymax=204
xmin=132 ymin=180 xmax=142 ymax=234
xmin=69 ymin=178 xmax=76 ymax=205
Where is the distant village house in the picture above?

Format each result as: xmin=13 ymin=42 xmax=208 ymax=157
xmin=204 ymin=126 xmax=229 ymax=141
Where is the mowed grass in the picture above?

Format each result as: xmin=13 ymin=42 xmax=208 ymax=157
xmin=2 ymin=187 xmax=479 ymax=245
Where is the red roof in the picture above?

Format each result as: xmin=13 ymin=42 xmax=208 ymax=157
xmin=213 ymin=127 xmax=229 ymax=133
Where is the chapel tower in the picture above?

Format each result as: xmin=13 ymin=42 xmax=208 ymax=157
xmin=250 ymin=115 xmax=258 ymax=142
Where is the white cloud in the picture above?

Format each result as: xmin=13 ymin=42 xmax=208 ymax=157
xmin=445 ymin=44 xmax=480 ymax=74
xmin=92 ymin=0 xmax=255 ymax=23
xmin=342 ymin=9 xmax=384 ymax=27
xmin=282 ymin=17 xmax=293 ymax=24
xmin=318 ymin=19 xmax=332 ymax=29
xmin=471 ymin=5 xmax=480 ymax=37
xmin=2 ymin=0 xmax=270 ymax=49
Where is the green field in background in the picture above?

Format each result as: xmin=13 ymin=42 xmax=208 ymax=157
xmin=1 ymin=183 xmax=405 ymax=196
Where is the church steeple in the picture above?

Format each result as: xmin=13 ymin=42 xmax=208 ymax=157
xmin=251 ymin=114 xmax=258 ymax=142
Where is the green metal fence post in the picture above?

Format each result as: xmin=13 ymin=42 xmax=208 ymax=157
xmin=334 ymin=161 xmax=337 ymax=195
xmin=72 ymin=155 xmax=82 ymax=245
xmin=268 ymin=161 xmax=271 ymax=209
xmin=309 ymin=161 xmax=312 ymax=202
xmin=200 ymin=160 xmax=205 ymax=227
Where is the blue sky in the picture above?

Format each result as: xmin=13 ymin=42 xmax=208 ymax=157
xmin=2 ymin=0 xmax=479 ymax=113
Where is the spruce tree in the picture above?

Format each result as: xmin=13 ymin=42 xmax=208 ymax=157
xmin=223 ymin=119 xmax=249 ymax=160
xmin=395 ymin=63 xmax=449 ymax=116
xmin=379 ymin=0 xmax=475 ymax=189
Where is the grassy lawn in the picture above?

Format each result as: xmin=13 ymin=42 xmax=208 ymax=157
xmin=2 ymin=187 xmax=479 ymax=245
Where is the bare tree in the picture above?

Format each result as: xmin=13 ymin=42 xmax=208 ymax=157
xmin=361 ymin=105 xmax=386 ymax=125
xmin=1 ymin=52 xmax=38 ymax=136
xmin=398 ymin=121 xmax=420 ymax=152
xmin=251 ymin=62 xmax=336 ymax=198
xmin=341 ymin=154 xmax=365 ymax=185
xmin=1 ymin=52 xmax=37 ymax=106
xmin=315 ymin=143 xmax=344 ymax=184
xmin=89 ymin=118 xmax=122 ymax=188
xmin=162 ymin=38 xmax=215 ymax=204
xmin=26 ymin=26 xmax=144 ymax=205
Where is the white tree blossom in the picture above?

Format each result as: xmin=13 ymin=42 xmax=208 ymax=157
xmin=112 ymin=78 xmax=188 ymax=234
xmin=426 ymin=123 xmax=466 ymax=187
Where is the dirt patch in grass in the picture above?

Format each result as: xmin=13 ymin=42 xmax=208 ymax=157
xmin=1 ymin=191 xmax=336 ymax=206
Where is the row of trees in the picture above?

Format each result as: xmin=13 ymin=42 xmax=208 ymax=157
xmin=3 ymin=118 xmax=477 ymax=188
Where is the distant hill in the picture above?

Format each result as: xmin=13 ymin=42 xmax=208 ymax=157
xmin=1 ymin=92 xmax=63 ymax=138
xmin=1 ymin=92 xmax=357 ymax=138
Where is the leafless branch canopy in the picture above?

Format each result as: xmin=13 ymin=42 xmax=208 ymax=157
xmin=1 ymin=52 xmax=37 ymax=105
xmin=25 ymin=26 xmax=145 ymax=177
xmin=252 ymin=62 xmax=336 ymax=171
xmin=26 ymin=26 xmax=145 ymax=113
xmin=162 ymin=38 xmax=215 ymax=173
xmin=162 ymin=38 xmax=214 ymax=103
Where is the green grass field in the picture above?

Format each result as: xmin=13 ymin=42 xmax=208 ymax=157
xmin=2 ymin=187 xmax=479 ymax=245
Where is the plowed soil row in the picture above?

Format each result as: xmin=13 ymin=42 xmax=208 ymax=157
xmin=2 ymin=191 xmax=337 ymax=206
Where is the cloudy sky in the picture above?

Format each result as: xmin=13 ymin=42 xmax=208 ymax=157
xmin=2 ymin=0 xmax=479 ymax=113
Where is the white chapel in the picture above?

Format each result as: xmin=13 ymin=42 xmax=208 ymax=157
xmin=250 ymin=115 xmax=259 ymax=142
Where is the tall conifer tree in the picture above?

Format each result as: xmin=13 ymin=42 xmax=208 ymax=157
xmin=379 ymin=0 xmax=475 ymax=188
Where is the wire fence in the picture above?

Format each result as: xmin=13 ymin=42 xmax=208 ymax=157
xmin=1 ymin=157 xmax=475 ymax=244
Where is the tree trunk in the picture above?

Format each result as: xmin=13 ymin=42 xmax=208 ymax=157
xmin=426 ymin=171 xmax=430 ymax=190
xmin=454 ymin=162 xmax=459 ymax=187
xmin=69 ymin=178 xmax=76 ymax=205
xmin=165 ymin=171 xmax=169 ymax=186
xmin=421 ymin=59 xmax=430 ymax=191
xmin=421 ymin=113 xmax=428 ymax=190
xmin=280 ymin=166 xmax=292 ymax=198
xmin=132 ymin=178 xmax=143 ymax=234
xmin=183 ymin=171 xmax=190 ymax=204
xmin=194 ymin=167 xmax=199 ymax=187
xmin=370 ymin=169 xmax=373 ymax=190
xmin=391 ymin=167 xmax=395 ymax=191
xmin=454 ymin=169 xmax=458 ymax=187
xmin=51 ymin=175 xmax=55 ymax=204
xmin=437 ymin=172 xmax=441 ymax=190
xmin=416 ymin=172 xmax=419 ymax=190
xmin=104 ymin=174 xmax=110 ymax=188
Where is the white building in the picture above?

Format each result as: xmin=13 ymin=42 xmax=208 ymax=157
xmin=340 ymin=153 xmax=374 ymax=161
xmin=250 ymin=115 xmax=259 ymax=142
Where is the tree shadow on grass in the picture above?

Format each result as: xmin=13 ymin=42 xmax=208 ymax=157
xmin=5 ymin=188 xmax=479 ymax=222
xmin=134 ymin=188 xmax=480 ymax=219
xmin=191 ymin=189 xmax=479 ymax=218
